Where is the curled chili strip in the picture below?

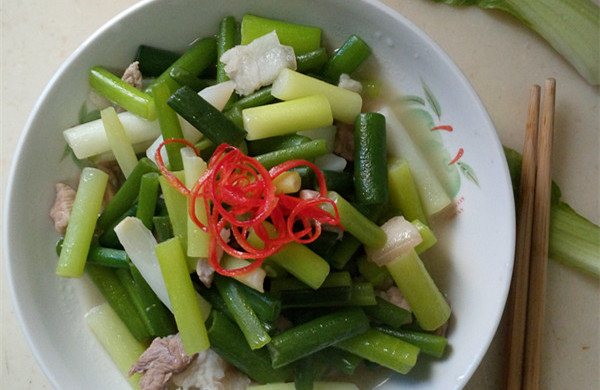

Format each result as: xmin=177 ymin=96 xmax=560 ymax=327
xmin=155 ymin=140 xmax=342 ymax=276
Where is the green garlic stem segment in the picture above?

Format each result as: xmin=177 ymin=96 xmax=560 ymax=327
xmin=146 ymin=36 xmax=217 ymax=94
xmin=243 ymin=95 xmax=333 ymax=140
xmin=247 ymin=223 xmax=331 ymax=290
xmin=254 ymin=139 xmax=329 ymax=170
xmin=325 ymin=191 xmax=387 ymax=249
xmin=89 ymin=66 xmax=156 ymax=120
xmin=181 ymin=147 xmax=210 ymax=258
xmin=207 ymin=310 xmax=293 ymax=383
xmin=385 ymin=249 xmax=451 ymax=331
xmin=334 ymin=328 xmax=420 ymax=374
xmin=152 ymin=79 xmax=185 ymax=171
xmin=217 ymin=16 xmax=240 ymax=83
xmin=155 ymin=237 xmax=210 ymax=355
xmin=379 ymin=106 xmax=451 ymax=216
xmin=387 ymin=157 xmax=429 ymax=226
xmin=135 ymin=172 xmax=160 ymax=230
xmin=354 ymin=112 xmax=388 ymax=205
xmin=214 ymin=275 xmax=271 ymax=350
xmin=84 ymin=303 xmax=147 ymax=390
xmin=101 ymin=106 xmax=139 ymax=177
xmin=267 ymin=307 xmax=370 ymax=368
xmin=86 ymin=264 xmax=151 ymax=342
xmin=375 ymin=325 xmax=448 ymax=358
xmin=240 ymin=14 xmax=322 ymax=55
xmin=322 ymin=34 xmax=372 ymax=83
xmin=97 ymin=157 xmax=158 ymax=231
xmin=271 ymin=69 xmax=362 ymax=124
xmin=56 ymin=167 xmax=108 ymax=278
xmin=63 ymin=111 xmax=161 ymax=160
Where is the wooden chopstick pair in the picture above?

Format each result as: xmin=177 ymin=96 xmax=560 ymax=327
xmin=506 ymin=78 xmax=556 ymax=390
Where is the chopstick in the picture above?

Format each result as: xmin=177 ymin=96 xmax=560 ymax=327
xmin=506 ymin=78 xmax=556 ymax=390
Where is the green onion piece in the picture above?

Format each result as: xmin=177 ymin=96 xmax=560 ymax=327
xmin=363 ymin=296 xmax=411 ymax=329
xmin=217 ymin=16 xmax=240 ymax=83
xmin=322 ymin=35 xmax=372 ymax=83
xmin=214 ymin=275 xmax=271 ymax=350
xmin=326 ymin=191 xmax=387 ymax=249
xmin=247 ymin=223 xmax=330 ymax=289
xmin=134 ymin=44 xmax=180 ymax=77
xmin=56 ymin=167 xmax=108 ymax=278
xmin=168 ymin=85 xmax=247 ymax=146
xmin=330 ymin=234 xmax=362 ymax=270
xmin=385 ymin=249 xmax=451 ymax=331
xmin=135 ymin=172 xmax=160 ymax=230
xmin=146 ymin=36 xmax=217 ymax=94
xmin=254 ymin=139 xmax=329 ymax=170
xmin=129 ymin=264 xmax=177 ymax=337
xmin=97 ymin=158 xmax=159 ymax=231
xmin=181 ymin=147 xmax=210 ymax=257
xmin=268 ymin=307 xmax=370 ymax=368
xmin=240 ymin=14 xmax=322 ymax=55
xmin=296 ymin=47 xmax=329 ymax=73
xmin=158 ymin=173 xmax=196 ymax=272
xmin=100 ymin=106 xmax=139 ymax=177
xmin=271 ymin=69 xmax=362 ymax=124
xmin=55 ymin=239 xmax=129 ymax=269
xmin=354 ymin=112 xmax=388 ymax=205
xmin=89 ymin=66 xmax=156 ymax=120
xmin=207 ymin=310 xmax=293 ymax=383
xmin=246 ymin=134 xmax=311 ymax=156
xmin=374 ymin=325 xmax=447 ymax=358
xmin=387 ymin=157 xmax=430 ymax=226
xmin=413 ymin=219 xmax=438 ymax=254
xmin=168 ymin=66 xmax=212 ymax=92
xmin=152 ymin=79 xmax=185 ymax=171
xmin=357 ymin=255 xmax=391 ymax=287
xmin=243 ymin=95 xmax=333 ymax=140
xmin=86 ymin=264 xmax=151 ymax=342
xmin=85 ymin=303 xmax=147 ymax=390
xmin=315 ymin=347 xmax=363 ymax=376
xmin=155 ymin=237 xmax=209 ymax=355
xmin=334 ymin=328 xmax=420 ymax=374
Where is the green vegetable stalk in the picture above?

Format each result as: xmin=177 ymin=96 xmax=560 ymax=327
xmin=504 ymin=146 xmax=600 ymax=277
xmin=432 ymin=0 xmax=600 ymax=85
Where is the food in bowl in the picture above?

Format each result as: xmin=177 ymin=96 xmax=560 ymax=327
xmin=50 ymin=12 xmax=464 ymax=390
xmin=5 ymin=1 xmax=515 ymax=390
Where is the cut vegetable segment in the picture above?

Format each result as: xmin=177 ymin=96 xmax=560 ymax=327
xmin=243 ymin=95 xmax=333 ymax=140
xmin=385 ymin=249 xmax=451 ymax=331
xmin=85 ymin=303 xmax=147 ymax=390
xmin=379 ymin=106 xmax=452 ymax=216
xmin=155 ymin=237 xmax=210 ymax=355
xmin=272 ymin=68 xmax=362 ymax=124
xmin=56 ymin=167 xmax=108 ymax=278
xmin=64 ymin=111 xmax=161 ymax=159
xmin=240 ymin=14 xmax=322 ymax=55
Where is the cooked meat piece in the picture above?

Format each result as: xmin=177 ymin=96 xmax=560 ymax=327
xmin=129 ymin=334 xmax=194 ymax=390
xmin=196 ymin=259 xmax=215 ymax=288
xmin=49 ymin=183 xmax=77 ymax=234
xmin=122 ymin=61 xmax=144 ymax=90
xmin=333 ymin=123 xmax=354 ymax=161
xmin=169 ymin=348 xmax=251 ymax=390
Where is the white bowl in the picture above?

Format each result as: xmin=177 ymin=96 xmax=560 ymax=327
xmin=4 ymin=0 xmax=515 ymax=389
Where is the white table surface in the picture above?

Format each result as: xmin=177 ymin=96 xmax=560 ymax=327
xmin=1 ymin=0 xmax=598 ymax=389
